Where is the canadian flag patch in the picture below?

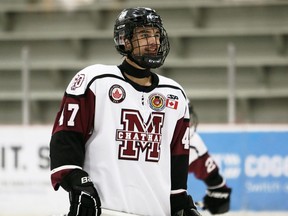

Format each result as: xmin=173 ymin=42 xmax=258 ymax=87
xmin=166 ymin=98 xmax=178 ymax=109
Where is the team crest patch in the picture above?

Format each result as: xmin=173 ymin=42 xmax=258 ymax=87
xmin=148 ymin=93 xmax=166 ymax=111
xmin=109 ymin=84 xmax=126 ymax=103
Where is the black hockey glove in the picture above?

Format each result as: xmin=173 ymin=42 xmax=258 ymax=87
xmin=203 ymin=186 xmax=232 ymax=214
xmin=171 ymin=193 xmax=202 ymax=216
xmin=60 ymin=169 xmax=101 ymax=216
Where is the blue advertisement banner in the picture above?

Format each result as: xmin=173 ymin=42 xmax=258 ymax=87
xmin=187 ymin=131 xmax=288 ymax=211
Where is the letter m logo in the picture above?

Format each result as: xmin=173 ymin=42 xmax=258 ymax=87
xmin=116 ymin=109 xmax=165 ymax=162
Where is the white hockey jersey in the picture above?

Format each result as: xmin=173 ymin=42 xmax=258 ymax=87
xmin=50 ymin=64 xmax=191 ymax=216
xmin=189 ymin=132 xmax=208 ymax=164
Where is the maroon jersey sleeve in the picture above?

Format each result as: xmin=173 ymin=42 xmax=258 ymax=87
xmin=49 ymin=89 xmax=95 ymax=190
xmin=170 ymin=117 xmax=190 ymax=192
xmin=189 ymin=152 xmax=224 ymax=187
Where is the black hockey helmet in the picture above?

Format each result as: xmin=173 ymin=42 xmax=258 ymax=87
xmin=114 ymin=7 xmax=170 ymax=68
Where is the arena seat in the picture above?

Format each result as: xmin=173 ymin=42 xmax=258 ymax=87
xmin=0 ymin=0 xmax=287 ymax=124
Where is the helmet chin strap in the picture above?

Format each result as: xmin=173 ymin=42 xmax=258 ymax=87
xmin=129 ymin=54 xmax=163 ymax=69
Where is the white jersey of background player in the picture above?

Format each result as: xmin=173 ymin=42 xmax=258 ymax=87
xmin=49 ymin=7 xmax=201 ymax=216
xmin=188 ymin=104 xmax=232 ymax=214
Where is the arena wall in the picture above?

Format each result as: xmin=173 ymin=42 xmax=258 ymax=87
xmin=1 ymin=125 xmax=287 ymax=215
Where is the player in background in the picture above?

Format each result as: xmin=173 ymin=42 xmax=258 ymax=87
xmin=188 ymin=103 xmax=232 ymax=214
xmin=49 ymin=7 xmax=201 ymax=216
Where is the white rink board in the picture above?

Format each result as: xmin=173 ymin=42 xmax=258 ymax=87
xmin=0 ymin=126 xmax=69 ymax=216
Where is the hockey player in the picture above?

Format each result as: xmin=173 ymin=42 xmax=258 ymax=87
xmin=188 ymin=104 xmax=232 ymax=215
xmin=49 ymin=7 xmax=201 ymax=216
